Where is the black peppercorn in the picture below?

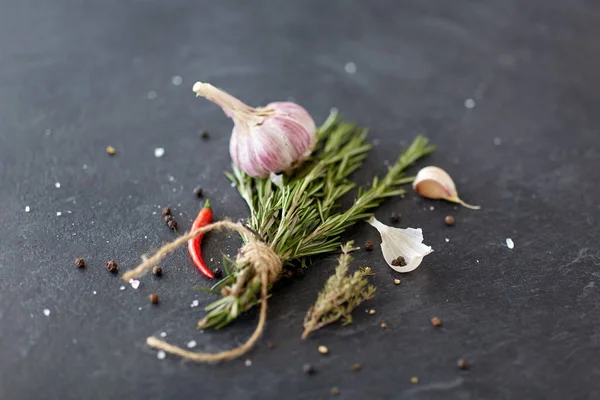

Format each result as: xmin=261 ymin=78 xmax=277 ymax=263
xmin=390 ymin=212 xmax=401 ymax=223
xmin=201 ymin=129 xmax=210 ymax=139
xmin=152 ymin=266 xmax=163 ymax=276
xmin=193 ymin=187 xmax=204 ymax=197
xmin=212 ymin=267 xmax=223 ymax=278
xmin=106 ymin=260 xmax=118 ymax=273
xmin=303 ymin=363 xmax=316 ymax=375
xmin=391 ymin=256 xmax=407 ymax=267
xmin=75 ymin=258 xmax=85 ymax=268
xmin=364 ymin=240 xmax=374 ymax=251
xmin=149 ymin=293 xmax=159 ymax=304
xmin=162 ymin=207 xmax=172 ymax=217
xmin=167 ymin=219 xmax=178 ymax=231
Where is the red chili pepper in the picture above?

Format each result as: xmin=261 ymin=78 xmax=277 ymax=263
xmin=187 ymin=199 xmax=214 ymax=279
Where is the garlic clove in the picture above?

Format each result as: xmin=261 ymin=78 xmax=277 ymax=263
xmin=367 ymin=217 xmax=433 ymax=273
xmin=412 ymin=166 xmax=480 ymax=210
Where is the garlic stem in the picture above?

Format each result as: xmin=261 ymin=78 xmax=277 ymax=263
xmin=192 ymin=82 xmax=257 ymax=121
xmin=447 ymin=195 xmax=481 ymax=210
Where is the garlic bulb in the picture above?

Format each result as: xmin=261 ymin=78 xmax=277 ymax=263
xmin=412 ymin=166 xmax=480 ymax=210
xmin=192 ymin=82 xmax=317 ymax=178
xmin=367 ymin=217 xmax=433 ymax=273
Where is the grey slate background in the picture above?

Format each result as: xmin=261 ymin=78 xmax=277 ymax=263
xmin=1 ymin=1 xmax=600 ymax=399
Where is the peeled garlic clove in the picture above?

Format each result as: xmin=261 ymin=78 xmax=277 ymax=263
xmin=367 ymin=217 xmax=433 ymax=273
xmin=412 ymin=166 xmax=480 ymax=210
xmin=193 ymin=82 xmax=317 ymax=178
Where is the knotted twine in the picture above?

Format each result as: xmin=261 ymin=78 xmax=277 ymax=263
xmin=122 ymin=220 xmax=282 ymax=362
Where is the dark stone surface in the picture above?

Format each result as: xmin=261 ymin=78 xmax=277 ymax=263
xmin=1 ymin=1 xmax=599 ymax=399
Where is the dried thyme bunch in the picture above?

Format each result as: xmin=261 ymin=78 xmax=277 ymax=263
xmin=302 ymin=242 xmax=375 ymax=339
xmin=199 ymin=111 xmax=434 ymax=329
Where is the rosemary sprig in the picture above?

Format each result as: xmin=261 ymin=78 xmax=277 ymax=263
xmin=199 ymin=111 xmax=434 ymax=329
xmin=302 ymin=241 xmax=375 ymax=339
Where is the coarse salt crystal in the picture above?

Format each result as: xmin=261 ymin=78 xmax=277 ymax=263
xmin=187 ymin=340 xmax=197 ymax=349
xmin=445 ymin=238 xmax=450 ymax=242
xmin=25 ymin=206 xmax=30 ymax=212
xmin=120 ymin=286 xmax=126 ymax=291
xmin=129 ymin=279 xmax=140 ymax=289
xmin=147 ymin=90 xmax=157 ymax=100
xmin=506 ymin=238 xmax=514 ymax=249
xmin=83 ymin=164 xmax=88 ymax=169
xmin=43 ymin=309 xmax=51 ymax=316
xmin=344 ymin=62 xmax=357 ymax=74
xmin=171 ymin=75 xmax=183 ymax=86
xmin=56 ymin=212 xmax=62 ymax=216
xmin=154 ymin=148 xmax=165 ymax=158
xmin=160 ymin=332 xmax=167 ymax=338
xmin=55 ymin=182 xmax=61 ymax=188
xmin=464 ymin=98 xmax=476 ymax=109
xmin=191 ymin=300 xmax=199 ymax=308
xmin=245 ymin=359 xmax=252 ymax=367
xmin=157 ymin=350 xmax=166 ymax=360
xmin=168 ymin=176 xmax=175 ymax=182
xmin=429 ymin=206 xmax=435 ymax=211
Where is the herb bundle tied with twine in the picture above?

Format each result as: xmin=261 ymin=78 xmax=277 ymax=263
xmin=123 ymin=111 xmax=434 ymax=362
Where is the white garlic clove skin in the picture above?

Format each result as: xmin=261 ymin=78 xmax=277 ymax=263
xmin=367 ymin=217 xmax=433 ymax=273
xmin=413 ymin=166 xmax=480 ymax=210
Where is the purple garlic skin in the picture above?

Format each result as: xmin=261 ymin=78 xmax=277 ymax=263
xmin=193 ymin=82 xmax=316 ymax=178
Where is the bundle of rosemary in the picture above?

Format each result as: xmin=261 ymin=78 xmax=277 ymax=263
xmin=126 ymin=110 xmax=433 ymax=361
xmin=201 ymin=111 xmax=434 ymax=328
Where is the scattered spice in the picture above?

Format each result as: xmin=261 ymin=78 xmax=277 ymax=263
xmin=106 ymin=260 xmax=118 ymax=273
xmin=431 ymin=316 xmax=442 ymax=327
xmin=391 ymin=256 xmax=407 ymax=267
xmin=394 ymin=279 xmax=401 ymax=285
xmin=152 ymin=265 xmax=163 ymax=276
xmin=350 ymin=363 xmax=362 ymax=371
xmin=303 ymin=363 xmax=316 ymax=375
xmin=367 ymin=217 xmax=432 ymax=273
xmin=167 ymin=219 xmax=178 ymax=231
xmin=200 ymin=129 xmax=210 ymax=140
xmin=411 ymin=377 xmax=419 ymax=384
xmin=364 ymin=240 xmax=374 ymax=251
xmin=187 ymin=200 xmax=214 ymax=278
xmin=331 ymin=387 xmax=341 ymax=396
xmin=193 ymin=187 xmax=204 ymax=197
xmin=75 ymin=258 xmax=85 ymax=268
xmin=444 ymin=215 xmax=455 ymax=226
xmin=317 ymin=345 xmax=329 ymax=355
xmin=162 ymin=207 xmax=172 ymax=217
xmin=212 ymin=268 xmax=222 ymax=279
xmin=413 ymin=166 xmax=480 ymax=209
xmin=380 ymin=322 xmax=388 ymax=329
xmin=368 ymin=309 xmax=376 ymax=315
xmin=164 ymin=214 xmax=174 ymax=223
xmin=106 ymin=145 xmax=116 ymax=155
xmin=390 ymin=212 xmax=401 ymax=223
xmin=457 ymin=359 xmax=469 ymax=370
xmin=149 ymin=293 xmax=159 ymax=304
xmin=302 ymin=243 xmax=375 ymax=339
